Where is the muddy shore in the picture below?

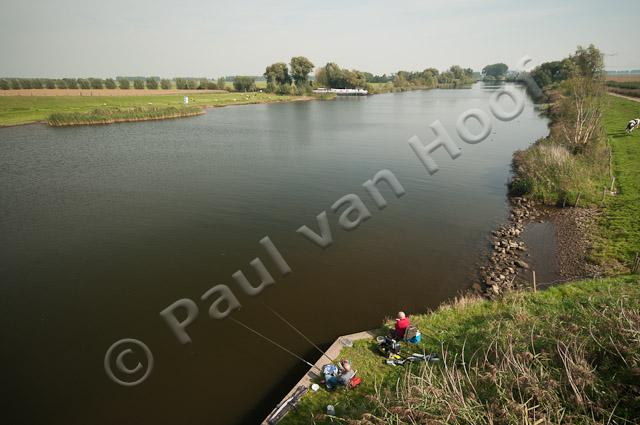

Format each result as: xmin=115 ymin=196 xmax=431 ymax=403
xmin=475 ymin=197 xmax=603 ymax=298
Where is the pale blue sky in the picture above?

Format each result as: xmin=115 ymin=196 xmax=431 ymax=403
xmin=1 ymin=0 xmax=637 ymax=77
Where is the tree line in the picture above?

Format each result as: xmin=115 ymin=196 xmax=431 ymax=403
xmin=529 ymin=46 xmax=603 ymax=90
xmin=0 ymin=77 xmax=228 ymax=90
xmin=262 ymin=56 xmax=315 ymax=94
xmin=1 ymin=58 xmax=478 ymax=93
xmin=259 ymin=56 xmax=476 ymax=95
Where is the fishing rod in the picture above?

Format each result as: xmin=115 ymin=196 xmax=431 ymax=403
xmin=262 ymin=303 xmax=335 ymax=364
xmin=229 ymin=317 xmax=323 ymax=374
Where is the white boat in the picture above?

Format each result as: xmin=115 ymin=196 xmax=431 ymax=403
xmin=313 ymin=87 xmax=368 ymax=96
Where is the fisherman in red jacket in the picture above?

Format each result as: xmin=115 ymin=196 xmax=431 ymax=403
xmin=394 ymin=311 xmax=410 ymax=339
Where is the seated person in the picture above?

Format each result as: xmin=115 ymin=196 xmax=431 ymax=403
xmin=324 ymin=360 xmax=355 ymax=389
xmin=394 ymin=311 xmax=411 ymax=340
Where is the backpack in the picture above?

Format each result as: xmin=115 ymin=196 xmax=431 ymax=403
xmin=348 ymin=375 xmax=362 ymax=389
xmin=404 ymin=325 xmax=421 ymax=343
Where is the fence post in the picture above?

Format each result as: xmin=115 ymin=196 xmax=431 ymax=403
xmin=532 ymin=270 xmax=537 ymax=292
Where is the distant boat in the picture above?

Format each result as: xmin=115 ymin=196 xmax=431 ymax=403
xmin=313 ymin=87 xmax=368 ymax=96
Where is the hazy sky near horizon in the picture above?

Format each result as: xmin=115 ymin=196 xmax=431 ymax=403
xmin=1 ymin=0 xmax=638 ymax=78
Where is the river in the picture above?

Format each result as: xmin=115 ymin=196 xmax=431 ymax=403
xmin=0 ymin=83 xmax=548 ymax=424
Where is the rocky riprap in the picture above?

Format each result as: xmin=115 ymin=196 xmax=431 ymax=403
xmin=475 ymin=197 xmax=538 ymax=298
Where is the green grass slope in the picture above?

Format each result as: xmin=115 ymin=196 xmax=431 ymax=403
xmin=280 ymin=275 xmax=640 ymax=424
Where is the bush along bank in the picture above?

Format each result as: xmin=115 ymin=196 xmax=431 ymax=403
xmin=475 ymin=46 xmax=613 ymax=296
xmin=479 ymin=44 xmax=640 ymax=295
xmin=47 ymin=105 xmax=204 ymax=126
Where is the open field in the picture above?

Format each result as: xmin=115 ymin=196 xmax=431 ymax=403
xmin=606 ymin=75 xmax=640 ymax=83
xmin=0 ymin=92 xmax=306 ymax=126
xmin=0 ymin=88 xmax=227 ymax=96
xmin=280 ymin=275 xmax=640 ymax=424
xmin=591 ymin=95 xmax=640 ymax=268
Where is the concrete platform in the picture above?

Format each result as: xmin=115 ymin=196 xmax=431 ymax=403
xmin=262 ymin=329 xmax=377 ymax=424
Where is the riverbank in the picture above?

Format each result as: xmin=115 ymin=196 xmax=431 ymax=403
xmin=0 ymin=84 xmax=475 ymax=127
xmin=271 ymin=92 xmax=640 ymax=424
xmin=279 ymin=275 xmax=639 ymax=424
xmin=476 ymin=92 xmax=639 ymax=294
xmin=0 ymin=92 xmax=312 ymax=127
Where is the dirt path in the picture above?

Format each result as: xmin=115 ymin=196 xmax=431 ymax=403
xmin=608 ymin=92 xmax=640 ymax=103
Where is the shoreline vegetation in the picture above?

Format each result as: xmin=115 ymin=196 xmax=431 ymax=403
xmin=47 ymin=105 xmax=205 ymax=127
xmin=0 ymin=57 xmax=476 ymax=127
xmin=0 ymin=92 xmax=311 ymax=127
xmin=276 ymin=45 xmax=640 ymax=424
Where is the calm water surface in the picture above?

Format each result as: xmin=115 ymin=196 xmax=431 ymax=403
xmin=0 ymin=83 xmax=548 ymax=424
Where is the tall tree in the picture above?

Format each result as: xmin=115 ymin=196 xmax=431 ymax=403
xmin=571 ymin=44 xmax=604 ymax=79
xmin=19 ymin=79 xmax=33 ymax=89
xmin=482 ymin=63 xmax=508 ymax=79
xmin=117 ymin=78 xmax=130 ymax=89
xmin=264 ymin=62 xmax=291 ymax=92
xmin=89 ymin=78 xmax=104 ymax=89
xmin=233 ymin=76 xmax=256 ymax=92
xmin=63 ymin=78 xmax=78 ymax=89
xmin=290 ymin=56 xmax=314 ymax=86
xmin=145 ymin=77 xmax=159 ymax=89
xmin=449 ymin=65 xmax=466 ymax=80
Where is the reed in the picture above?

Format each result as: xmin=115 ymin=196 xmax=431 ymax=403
xmin=47 ymin=105 xmax=204 ymax=126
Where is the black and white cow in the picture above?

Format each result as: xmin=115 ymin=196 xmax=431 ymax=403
xmin=626 ymin=118 xmax=640 ymax=134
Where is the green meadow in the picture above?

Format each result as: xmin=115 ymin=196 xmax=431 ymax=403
xmin=0 ymin=91 xmax=300 ymax=127
xmin=592 ymin=95 xmax=640 ymax=268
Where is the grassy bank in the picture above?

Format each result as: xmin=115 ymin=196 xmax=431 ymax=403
xmin=0 ymin=92 xmax=305 ymax=126
xmin=591 ymin=95 xmax=640 ymax=269
xmin=511 ymin=78 xmax=610 ymax=206
xmin=47 ymin=105 xmax=204 ymax=126
xmin=280 ymin=275 xmax=640 ymax=424
xmin=511 ymin=93 xmax=640 ymax=270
